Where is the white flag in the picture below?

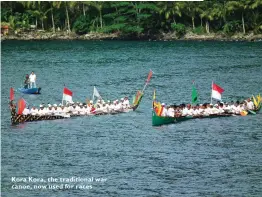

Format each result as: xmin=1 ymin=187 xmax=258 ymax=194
xmin=92 ymin=86 xmax=101 ymax=101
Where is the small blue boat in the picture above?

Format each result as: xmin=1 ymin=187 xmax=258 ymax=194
xmin=18 ymin=87 xmax=41 ymax=94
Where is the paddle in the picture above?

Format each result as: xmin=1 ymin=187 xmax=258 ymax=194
xmin=248 ymin=110 xmax=256 ymax=115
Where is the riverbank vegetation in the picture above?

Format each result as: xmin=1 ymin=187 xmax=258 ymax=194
xmin=1 ymin=1 xmax=262 ymax=40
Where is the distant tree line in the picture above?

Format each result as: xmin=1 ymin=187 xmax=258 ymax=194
xmin=1 ymin=1 xmax=262 ymax=37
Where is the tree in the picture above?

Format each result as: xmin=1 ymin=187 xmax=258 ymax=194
xmin=226 ymin=0 xmax=251 ymax=34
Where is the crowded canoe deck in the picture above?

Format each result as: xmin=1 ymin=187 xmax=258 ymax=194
xmin=152 ymin=92 xmax=262 ymax=126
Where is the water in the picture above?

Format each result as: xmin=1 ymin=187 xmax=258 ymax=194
xmin=1 ymin=40 xmax=262 ymax=197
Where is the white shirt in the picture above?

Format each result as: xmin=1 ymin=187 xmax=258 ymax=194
xmin=247 ymin=101 xmax=254 ymax=110
xmin=22 ymin=108 xmax=30 ymax=115
xmin=167 ymin=108 xmax=174 ymax=117
xmin=161 ymin=107 xmax=168 ymax=117
xmin=218 ymin=107 xmax=225 ymax=114
xmin=204 ymin=108 xmax=211 ymax=116
xmin=46 ymin=108 xmax=54 ymax=115
xmin=182 ymin=108 xmax=188 ymax=116
xmin=187 ymin=108 xmax=194 ymax=116
xmin=38 ymin=108 xmax=46 ymax=116
xmin=123 ymin=100 xmax=130 ymax=108
xmin=29 ymin=74 xmax=36 ymax=82
xmin=193 ymin=109 xmax=199 ymax=116
xmin=30 ymin=108 xmax=38 ymax=115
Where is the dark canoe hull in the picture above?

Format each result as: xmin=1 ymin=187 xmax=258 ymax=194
xmin=18 ymin=87 xmax=41 ymax=94
xmin=152 ymin=105 xmax=262 ymax=126
xmin=9 ymin=101 xmax=140 ymax=125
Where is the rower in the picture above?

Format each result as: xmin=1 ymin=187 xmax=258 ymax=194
xmin=30 ymin=105 xmax=38 ymax=115
xmin=114 ymin=100 xmax=121 ymax=111
xmin=203 ymin=104 xmax=211 ymax=116
xmin=161 ymin=103 xmax=168 ymax=117
xmin=246 ymin=98 xmax=255 ymax=110
xmin=46 ymin=104 xmax=54 ymax=115
xmin=52 ymin=104 xmax=60 ymax=115
xmin=186 ymin=104 xmax=194 ymax=116
xmin=56 ymin=104 xmax=63 ymax=114
xmin=167 ymin=105 xmax=175 ymax=117
xmin=38 ymin=104 xmax=46 ymax=116
xmin=123 ymin=97 xmax=130 ymax=109
xmin=84 ymin=105 xmax=90 ymax=115
xmin=22 ymin=106 xmax=30 ymax=115
xmin=109 ymin=101 xmax=114 ymax=112
xmin=232 ymin=101 xmax=240 ymax=114
xmin=192 ymin=105 xmax=199 ymax=116
xmin=218 ymin=103 xmax=225 ymax=114
xmin=79 ymin=104 xmax=86 ymax=115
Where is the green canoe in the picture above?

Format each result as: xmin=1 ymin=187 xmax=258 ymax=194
xmin=152 ymin=104 xmax=262 ymax=126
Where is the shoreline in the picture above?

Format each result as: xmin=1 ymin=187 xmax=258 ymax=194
xmin=1 ymin=31 xmax=262 ymax=42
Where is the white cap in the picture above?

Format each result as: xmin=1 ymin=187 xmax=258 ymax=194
xmin=90 ymin=100 xmax=93 ymax=104
xmin=121 ymin=98 xmax=124 ymax=101
xmin=40 ymin=104 xmax=43 ymax=107
xmin=161 ymin=103 xmax=166 ymax=106
xmin=48 ymin=104 xmax=52 ymax=107
xmin=80 ymin=103 xmax=83 ymax=106
xmin=53 ymin=104 xmax=57 ymax=107
xmin=108 ymin=100 xmax=110 ymax=103
xmin=59 ymin=103 xmax=62 ymax=106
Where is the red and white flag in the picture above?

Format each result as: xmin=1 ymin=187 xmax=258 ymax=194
xmin=212 ymin=82 xmax=224 ymax=101
xmin=63 ymin=87 xmax=73 ymax=103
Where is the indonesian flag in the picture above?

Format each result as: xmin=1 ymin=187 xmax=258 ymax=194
xmin=63 ymin=87 xmax=73 ymax=103
xmin=212 ymin=82 xmax=224 ymax=101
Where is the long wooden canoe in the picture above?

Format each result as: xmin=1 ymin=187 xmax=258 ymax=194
xmin=152 ymin=104 xmax=261 ymax=126
xmin=9 ymin=100 xmax=141 ymax=125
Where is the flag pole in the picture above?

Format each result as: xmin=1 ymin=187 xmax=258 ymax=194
xmin=142 ymin=82 xmax=148 ymax=93
xmin=211 ymin=81 xmax=213 ymax=104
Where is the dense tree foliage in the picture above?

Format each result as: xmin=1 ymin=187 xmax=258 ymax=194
xmin=1 ymin=1 xmax=262 ymax=36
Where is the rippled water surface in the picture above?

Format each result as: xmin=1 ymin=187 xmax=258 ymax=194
xmin=1 ymin=40 xmax=262 ymax=197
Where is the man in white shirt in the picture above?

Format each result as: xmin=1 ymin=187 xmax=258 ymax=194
xmin=38 ymin=104 xmax=46 ymax=116
xmin=167 ymin=106 xmax=175 ymax=117
xmin=22 ymin=107 xmax=30 ymax=115
xmin=246 ymin=98 xmax=255 ymax=110
xmin=29 ymin=71 xmax=36 ymax=88
xmin=46 ymin=104 xmax=54 ymax=115
xmin=30 ymin=106 xmax=38 ymax=115
xmin=123 ymin=97 xmax=130 ymax=109
xmin=161 ymin=103 xmax=168 ymax=117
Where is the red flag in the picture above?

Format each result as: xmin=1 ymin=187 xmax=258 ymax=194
xmin=10 ymin=87 xmax=14 ymax=101
xmin=146 ymin=70 xmax=153 ymax=83
xmin=17 ymin=98 xmax=26 ymax=115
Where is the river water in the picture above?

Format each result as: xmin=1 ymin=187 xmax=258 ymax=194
xmin=1 ymin=40 xmax=262 ymax=197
